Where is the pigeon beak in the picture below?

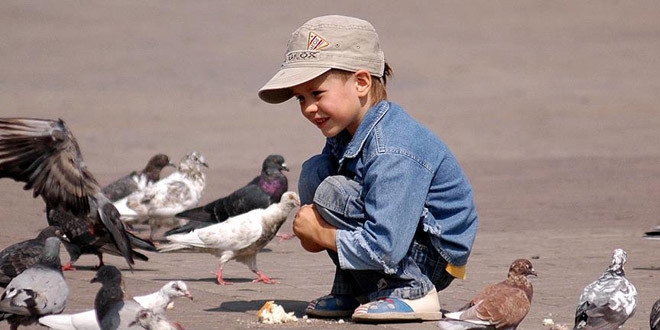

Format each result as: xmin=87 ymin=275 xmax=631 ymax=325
xmin=529 ymin=268 xmax=538 ymax=277
xmin=167 ymin=161 xmax=176 ymax=168
xmin=282 ymin=162 xmax=290 ymax=171
xmin=202 ymin=161 xmax=209 ymax=168
xmin=90 ymin=276 xmax=98 ymax=283
xmin=185 ymin=291 xmax=194 ymax=300
xmin=60 ymin=234 xmax=71 ymax=243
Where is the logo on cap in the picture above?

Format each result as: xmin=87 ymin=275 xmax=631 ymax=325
xmin=308 ymin=32 xmax=329 ymax=50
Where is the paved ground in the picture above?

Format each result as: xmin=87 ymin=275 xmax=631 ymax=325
xmin=1 ymin=1 xmax=660 ymax=329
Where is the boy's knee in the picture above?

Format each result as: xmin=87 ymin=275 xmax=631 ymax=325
xmin=298 ymin=154 xmax=337 ymax=204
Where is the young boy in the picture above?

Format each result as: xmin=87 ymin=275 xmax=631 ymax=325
xmin=258 ymin=15 xmax=479 ymax=322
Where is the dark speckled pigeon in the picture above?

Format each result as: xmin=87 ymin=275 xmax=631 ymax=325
xmin=0 ymin=237 xmax=69 ymax=330
xmin=0 ymin=118 xmax=140 ymax=271
xmin=573 ymin=248 xmax=637 ymax=330
xmin=0 ymin=226 xmax=66 ymax=287
xmin=159 ymin=192 xmax=300 ymax=285
xmin=651 ymin=298 xmax=660 ymax=330
xmin=102 ymin=154 xmax=175 ymax=202
xmin=164 ymin=154 xmax=288 ymax=236
xmin=437 ymin=259 xmax=537 ymax=330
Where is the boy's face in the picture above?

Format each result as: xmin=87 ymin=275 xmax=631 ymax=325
xmin=292 ymin=71 xmax=367 ymax=138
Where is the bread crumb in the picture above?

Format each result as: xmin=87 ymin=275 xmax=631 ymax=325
xmin=257 ymin=301 xmax=298 ymax=324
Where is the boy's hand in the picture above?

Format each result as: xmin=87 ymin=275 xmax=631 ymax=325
xmin=293 ymin=204 xmax=338 ymax=253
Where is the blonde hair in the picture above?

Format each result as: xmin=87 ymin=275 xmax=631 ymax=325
xmin=331 ymin=62 xmax=393 ymax=107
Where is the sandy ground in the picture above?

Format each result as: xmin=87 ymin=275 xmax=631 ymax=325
xmin=1 ymin=1 xmax=660 ymax=329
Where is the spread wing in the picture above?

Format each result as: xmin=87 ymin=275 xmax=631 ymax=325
xmin=0 ymin=118 xmax=100 ymax=216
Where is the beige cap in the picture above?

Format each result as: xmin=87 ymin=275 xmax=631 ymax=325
xmin=258 ymin=15 xmax=385 ymax=104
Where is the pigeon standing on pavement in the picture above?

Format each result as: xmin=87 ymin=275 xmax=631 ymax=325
xmin=159 ymin=191 xmax=300 ymax=285
xmin=573 ymin=248 xmax=637 ymax=330
xmin=165 ymin=154 xmax=289 ymax=236
xmin=0 ymin=237 xmax=69 ymax=330
xmin=0 ymin=226 xmax=66 ymax=287
xmin=437 ymin=259 xmax=537 ymax=330
xmin=113 ymin=152 xmax=208 ymax=241
xmin=47 ymin=207 xmax=157 ymax=271
xmin=92 ymin=265 xmax=144 ymax=330
xmin=39 ymin=280 xmax=193 ymax=330
xmin=102 ymin=154 xmax=175 ymax=202
xmin=0 ymin=118 xmax=140 ymax=271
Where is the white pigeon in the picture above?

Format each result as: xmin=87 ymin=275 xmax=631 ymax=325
xmin=573 ymin=248 xmax=638 ymax=330
xmin=39 ymin=280 xmax=193 ymax=330
xmin=0 ymin=237 xmax=69 ymax=330
xmin=114 ymin=152 xmax=208 ymax=240
xmin=159 ymin=191 xmax=300 ymax=285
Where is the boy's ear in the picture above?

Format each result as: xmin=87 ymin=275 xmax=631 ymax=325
xmin=354 ymin=70 xmax=372 ymax=97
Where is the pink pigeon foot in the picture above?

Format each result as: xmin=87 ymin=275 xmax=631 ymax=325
xmin=253 ymin=271 xmax=277 ymax=284
xmin=62 ymin=262 xmax=77 ymax=271
xmin=212 ymin=270 xmax=231 ymax=285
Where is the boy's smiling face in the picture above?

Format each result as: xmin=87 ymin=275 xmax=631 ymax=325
xmin=292 ymin=70 xmax=371 ymax=138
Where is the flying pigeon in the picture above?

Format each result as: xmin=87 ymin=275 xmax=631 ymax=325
xmin=0 ymin=237 xmax=69 ymax=330
xmin=47 ymin=208 xmax=157 ymax=271
xmin=113 ymin=152 xmax=208 ymax=240
xmin=0 ymin=226 xmax=66 ymax=287
xmin=92 ymin=265 xmax=146 ymax=330
xmin=165 ymin=154 xmax=289 ymax=236
xmin=159 ymin=191 xmax=300 ymax=285
xmin=129 ymin=309 xmax=185 ymax=330
xmin=437 ymin=259 xmax=537 ymax=330
xmin=39 ymin=280 xmax=193 ymax=330
xmin=651 ymin=298 xmax=660 ymax=330
xmin=102 ymin=154 xmax=175 ymax=202
xmin=0 ymin=118 xmax=142 ymax=271
xmin=573 ymin=248 xmax=637 ymax=330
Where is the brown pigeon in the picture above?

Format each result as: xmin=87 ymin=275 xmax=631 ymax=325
xmin=0 ymin=118 xmax=141 ymax=271
xmin=437 ymin=259 xmax=537 ymax=330
xmin=101 ymin=153 xmax=174 ymax=202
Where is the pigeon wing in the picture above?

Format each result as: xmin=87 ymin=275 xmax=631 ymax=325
xmin=0 ymin=118 xmax=100 ymax=216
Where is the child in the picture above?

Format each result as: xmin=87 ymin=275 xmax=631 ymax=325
xmin=258 ymin=15 xmax=479 ymax=322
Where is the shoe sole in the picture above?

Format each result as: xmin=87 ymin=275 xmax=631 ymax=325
xmin=305 ymin=309 xmax=354 ymax=318
xmin=352 ymin=311 xmax=443 ymax=322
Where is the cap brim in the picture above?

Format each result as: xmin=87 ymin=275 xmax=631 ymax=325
xmin=258 ymin=67 xmax=331 ymax=104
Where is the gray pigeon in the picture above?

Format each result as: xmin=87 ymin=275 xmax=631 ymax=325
xmin=0 ymin=226 xmax=66 ymax=287
xmin=159 ymin=191 xmax=300 ymax=285
xmin=438 ymin=259 xmax=537 ymax=330
xmin=0 ymin=118 xmax=139 ymax=271
xmin=573 ymin=248 xmax=638 ymax=330
xmin=102 ymin=154 xmax=175 ymax=202
xmin=92 ymin=265 xmax=144 ymax=330
xmin=0 ymin=237 xmax=69 ymax=330
xmin=113 ymin=152 xmax=208 ymax=240
xmin=165 ymin=154 xmax=289 ymax=236
xmin=39 ymin=280 xmax=192 ymax=330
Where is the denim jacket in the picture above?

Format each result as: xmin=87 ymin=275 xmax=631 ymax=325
xmin=322 ymin=101 xmax=478 ymax=273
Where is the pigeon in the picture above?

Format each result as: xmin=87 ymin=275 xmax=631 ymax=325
xmin=0 ymin=118 xmax=142 ymax=271
xmin=437 ymin=259 xmax=537 ymax=330
xmin=0 ymin=237 xmax=69 ymax=330
xmin=47 ymin=208 xmax=157 ymax=271
xmin=129 ymin=309 xmax=184 ymax=330
xmin=113 ymin=152 xmax=208 ymax=240
xmin=573 ymin=248 xmax=637 ymax=330
xmin=643 ymin=226 xmax=660 ymax=240
xmin=91 ymin=265 xmax=145 ymax=330
xmin=159 ymin=191 xmax=300 ymax=285
xmin=102 ymin=154 xmax=175 ymax=202
xmin=0 ymin=225 xmax=66 ymax=287
xmin=39 ymin=280 xmax=193 ymax=330
xmin=165 ymin=154 xmax=289 ymax=236
xmin=651 ymin=298 xmax=660 ymax=330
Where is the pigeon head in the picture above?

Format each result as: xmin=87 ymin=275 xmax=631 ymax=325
xmin=280 ymin=191 xmax=301 ymax=208
xmin=509 ymin=259 xmax=537 ymax=278
xmin=36 ymin=225 xmax=67 ymax=242
xmin=148 ymin=154 xmax=175 ymax=169
xmin=178 ymin=151 xmax=208 ymax=175
xmin=91 ymin=265 xmax=123 ymax=286
xmin=263 ymin=155 xmax=289 ymax=172
xmin=41 ymin=237 xmax=64 ymax=268
xmin=165 ymin=280 xmax=193 ymax=300
xmin=607 ymin=248 xmax=627 ymax=275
